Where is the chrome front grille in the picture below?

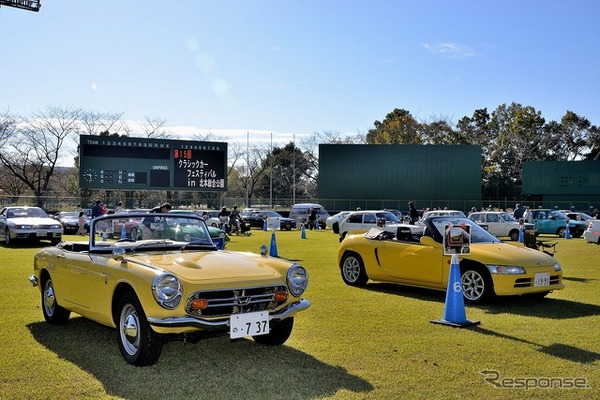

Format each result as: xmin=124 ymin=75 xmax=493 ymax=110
xmin=185 ymin=285 xmax=288 ymax=318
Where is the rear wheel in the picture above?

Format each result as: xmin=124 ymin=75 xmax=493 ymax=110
xmin=253 ymin=317 xmax=294 ymax=345
xmin=332 ymin=222 xmax=339 ymax=234
xmin=509 ymin=230 xmax=520 ymax=241
xmin=341 ymin=252 xmax=368 ymax=286
xmin=116 ymin=292 xmax=163 ymax=366
xmin=42 ymin=276 xmax=71 ymax=324
xmin=461 ymin=265 xmax=495 ymax=304
xmin=557 ymin=227 xmax=566 ymax=238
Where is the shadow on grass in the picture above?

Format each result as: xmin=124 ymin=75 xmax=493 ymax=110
xmin=363 ymin=282 xmax=600 ymax=319
xmin=28 ymin=318 xmax=373 ymax=400
xmin=473 ymin=326 xmax=600 ymax=364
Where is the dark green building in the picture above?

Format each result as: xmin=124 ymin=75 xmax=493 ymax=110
xmin=522 ymin=160 xmax=600 ymax=211
xmin=318 ymin=144 xmax=481 ymax=212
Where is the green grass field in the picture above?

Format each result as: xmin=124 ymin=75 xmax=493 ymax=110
xmin=1 ymin=229 xmax=598 ymax=399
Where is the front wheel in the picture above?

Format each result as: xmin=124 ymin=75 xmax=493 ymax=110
xmin=557 ymin=227 xmax=566 ymax=238
xmin=253 ymin=317 xmax=294 ymax=345
xmin=4 ymin=228 xmax=12 ymax=246
xmin=461 ymin=266 xmax=494 ymax=304
xmin=509 ymin=230 xmax=520 ymax=241
xmin=42 ymin=277 xmax=71 ymax=324
xmin=116 ymin=293 xmax=163 ymax=366
xmin=332 ymin=222 xmax=339 ymax=234
xmin=340 ymin=252 xmax=368 ymax=286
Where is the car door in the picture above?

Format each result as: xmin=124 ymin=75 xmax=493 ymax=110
xmin=532 ymin=211 xmax=553 ymax=234
xmin=54 ymin=250 xmax=115 ymax=325
xmin=0 ymin=208 xmax=7 ymax=238
xmin=376 ymin=239 xmax=444 ymax=286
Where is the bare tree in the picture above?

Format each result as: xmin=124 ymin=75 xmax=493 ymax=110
xmin=0 ymin=106 xmax=82 ymax=207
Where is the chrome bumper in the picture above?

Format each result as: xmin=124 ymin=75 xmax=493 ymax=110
xmin=147 ymin=299 xmax=311 ymax=330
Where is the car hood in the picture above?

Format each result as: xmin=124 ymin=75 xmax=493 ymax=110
xmin=124 ymin=250 xmax=287 ymax=283
xmin=469 ymin=243 xmax=556 ymax=267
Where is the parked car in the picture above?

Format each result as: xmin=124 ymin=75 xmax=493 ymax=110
xmin=242 ymin=210 xmax=297 ymax=230
xmin=28 ymin=212 xmax=310 ymax=366
xmin=289 ymin=203 xmax=330 ymax=229
xmin=197 ymin=209 xmax=221 ymax=227
xmin=583 ymin=220 xmax=600 ymax=244
xmin=55 ymin=211 xmax=88 ymax=234
xmin=169 ymin=210 xmax=229 ymax=247
xmin=0 ymin=206 xmax=63 ymax=245
xmin=112 ymin=208 xmax=150 ymax=239
xmin=338 ymin=210 xmax=414 ymax=240
xmin=528 ymin=209 xmax=587 ymax=238
xmin=468 ymin=211 xmax=536 ymax=241
xmin=338 ymin=216 xmax=564 ymax=303
xmin=560 ymin=210 xmax=594 ymax=223
xmin=326 ymin=211 xmax=351 ymax=234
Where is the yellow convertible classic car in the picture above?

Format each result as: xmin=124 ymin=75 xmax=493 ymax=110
xmin=338 ymin=216 xmax=564 ymax=303
xmin=29 ymin=213 xmax=310 ymax=366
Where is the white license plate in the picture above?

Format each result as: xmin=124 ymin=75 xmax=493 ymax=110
xmin=534 ymin=272 xmax=550 ymax=286
xmin=230 ymin=311 xmax=269 ymax=339
xmin=36 ymin=232 xmax=47 ymax=237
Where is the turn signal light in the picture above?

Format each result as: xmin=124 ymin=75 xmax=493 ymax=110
xmin=190 ymin=298 xmax=208 ymax=310
xmin=274 ymin=291 xmax=288 ymax=302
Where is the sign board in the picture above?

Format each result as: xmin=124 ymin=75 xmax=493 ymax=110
xmin=443 ymin=223 xmax=471 ymax=255
xmin=0 ymin=0 xmax=41 ymax=11
xmin=79 ymin=135 xmax=227 ymax=191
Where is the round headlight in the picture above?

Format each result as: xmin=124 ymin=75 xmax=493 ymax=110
xmin=287 ymin=264 xmax=308 ymax=297
xmin=152 ymin=274 xmax=182 ymax=309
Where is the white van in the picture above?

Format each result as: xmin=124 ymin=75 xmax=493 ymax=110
xmin=289 ymin=203 xmax=330 ymax=229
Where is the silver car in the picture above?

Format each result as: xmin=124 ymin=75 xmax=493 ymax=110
xmin=0 ymin=206 xmax=63 ymax=246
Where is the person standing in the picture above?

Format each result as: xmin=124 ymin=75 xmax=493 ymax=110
xmin=218 ymin=206 xmax=229 ymax=232
xmin=91 ymin=200 xmax=102 ymax=218
xmin=513 ymin=203 xmax=524 ymax=219
xmin=408 ymin=201 xmax=419 ymax=225
xmin=229 ymin=205 xmax=240 ymax=234
xmin=522 ymin=206 xmax=532 ymax=222
xmin=77 ymin=211 xmax=86 ymax=235
xmin=308 ymin=207 xmax=317 ymax=230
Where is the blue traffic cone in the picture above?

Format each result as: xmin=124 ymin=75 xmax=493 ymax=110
xmin=269 ymin=229 xmax=279 ymax=257
xmin=263 ymin=219 xmax=267 ymax=231
xmin=565 ymin=223 xmax=571 ymax=239
xmin=121 ymin=225 xmax=127 ymax=239
xmin=518 ymin=227 xmax=524 ymax=243
xmin=301 ymin=224 xmax=306 ymax=239
xmin=431 ymin=254 xmax=480 ymax=327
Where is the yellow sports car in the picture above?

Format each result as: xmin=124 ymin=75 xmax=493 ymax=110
xmin=29 ymin=213 xmax=310 ymax=366
xmin=338 ymin=216 xmax=564 ymax=303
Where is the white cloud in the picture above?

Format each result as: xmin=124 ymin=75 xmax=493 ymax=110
xmin=422 ymin=42 xmax=476 ymax=59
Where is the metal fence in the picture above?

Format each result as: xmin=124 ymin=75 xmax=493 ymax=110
xmin=2 ymin=194 xmax=598 ymax=215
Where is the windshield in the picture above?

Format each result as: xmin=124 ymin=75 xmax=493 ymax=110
xmin=9 ymin=207 xmax=49 ymax=218
xmin=499 ymin=212 xmax=517 ymax=222
xmin=90 ymin=213 xmax=215 ymax=251
xmin=375 ymin=212 xmax=401 ymax=223
xmin=427 ymin=217 xmax=500 ymax=244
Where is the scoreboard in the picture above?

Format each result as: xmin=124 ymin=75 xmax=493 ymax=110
xmin=79 ymin=135 xmax=227 ymax=191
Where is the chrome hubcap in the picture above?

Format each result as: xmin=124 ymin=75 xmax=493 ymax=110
xmin=120 ymin=304 xmax=140 ymax=355
xmin=462 ymin=271 xmax=484 ymax=301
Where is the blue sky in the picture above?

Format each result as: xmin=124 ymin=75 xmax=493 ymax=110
xmin=1 ymin=0 xmax=599 ymax=144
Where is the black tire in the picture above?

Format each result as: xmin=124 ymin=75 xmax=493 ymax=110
xmin=571 ymin=231 xmax=582 ymax=238
xmin=340 ymin=252 xmax=368 ymax=286
xmin=253 ymin=317 xmax=294 ymax=346
xmin=460 ymin=264 xmax=495 ymax=304
xmin=332 ymin=222 xmax=339 ymax=234
xmin=509 ymin=230 xmax=520 ymax=241
xmin=42 ymin=276 xmax=71 ymax=324
xmin=129 ymin=227 xmax=138 ymax=240
xmin=557 ymin=227 xmax=566 ymax=238
xmin=116 ymin=292 xmax=163 ymax=366
xmin=4 ymin=228 xmax=12 ymax=246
